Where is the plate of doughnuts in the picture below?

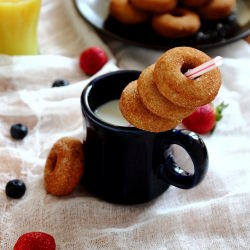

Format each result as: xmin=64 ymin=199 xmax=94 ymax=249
xmin=74 ymin=0 xmax=250 ymax=50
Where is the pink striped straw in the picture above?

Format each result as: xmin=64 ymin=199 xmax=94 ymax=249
xmin=184 ymin=56 xmax=223 ymax=80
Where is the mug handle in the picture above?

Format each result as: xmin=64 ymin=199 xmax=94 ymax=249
xmin=157 ymin=129 xmax=208 ymax=189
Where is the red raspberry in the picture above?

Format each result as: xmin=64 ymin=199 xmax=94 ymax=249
xmin=79 ymin=46 xmax=108 ymax=75
xmin=182 ymin=102 xmax=228 ymax=134
xmin=13 ymin=232 xmax=56 ymax=250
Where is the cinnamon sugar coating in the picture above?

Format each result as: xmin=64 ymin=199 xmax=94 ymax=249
xmin=154 ymin=47 xmax=222 ymax=108
xmin=44 ymin=137 xmax=84 ymax=196
xmin=120 ymin=80 xmax=180 ymax=132
xmin=119 ymin=47 xmax=222 ymax=132
xmin=137 ymin=64 xmax=195 ymax=119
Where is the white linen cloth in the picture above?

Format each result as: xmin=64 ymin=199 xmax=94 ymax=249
xmin=0 ymin=0 xmax=250 ymax=249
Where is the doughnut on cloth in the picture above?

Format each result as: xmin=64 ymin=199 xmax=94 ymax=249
xmin=137 ymin=64 xmax=195 ymax=120
xmin=154 ymin=47 xmax=222 ymax=108
xmin=120 ymin=80 xmax=180 ymax=132
xmin=44 ymin=137 xmax=84 ymax=196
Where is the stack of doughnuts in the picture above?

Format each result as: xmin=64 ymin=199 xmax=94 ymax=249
xmin=109 ymin=0 xmax=236 ymax=38
xmin=119 ymin=47 xmax=222 ymax=132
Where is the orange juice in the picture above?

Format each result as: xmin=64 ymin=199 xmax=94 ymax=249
xmin=0 ymin=0 xmax=41 ymax=55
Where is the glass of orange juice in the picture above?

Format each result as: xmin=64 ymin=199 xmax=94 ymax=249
xmin=0 ymin=0 xmax=41 ymax=55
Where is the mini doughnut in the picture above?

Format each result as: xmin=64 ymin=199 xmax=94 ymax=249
xmin=44 ymin=137 xmax=84 ymax=196
xmin=129 ymin=0 xmax=177 ymax=13
xmin=109 ymin=0 xmax=149 ymax=24
xmin=137 ymin=64 xmax=195 ymax=120
xmin=154 ymin=47 xmax=222 ymax=108
xmin=181 ymin=0 xmax=212 ymax=8
xmin=198 ymin=0 xmax=236 ymax=20
xmin=120 ymin=81 xmax=180 ymax=132
xmin=152 ymin=8 xmax=201 ymax=38
xmin=119 ymin=47 xmax=222 ymax=132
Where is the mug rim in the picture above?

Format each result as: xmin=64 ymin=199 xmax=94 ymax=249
xmin=81 ymin=70 xmax=150 ymax=134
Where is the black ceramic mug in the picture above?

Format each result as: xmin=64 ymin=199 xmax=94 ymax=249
xmin=81 ymin=70 xmax=208 ymax=205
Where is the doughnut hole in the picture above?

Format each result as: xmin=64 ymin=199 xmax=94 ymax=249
xmin=180 ymin=62 xmax=197 ymax=75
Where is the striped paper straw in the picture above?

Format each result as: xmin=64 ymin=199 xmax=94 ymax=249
xmin=184 ymin=56 xmax=223 ymax=80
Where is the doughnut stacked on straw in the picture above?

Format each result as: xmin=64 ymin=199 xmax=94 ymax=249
xmin=119 ymin=47 xmax=222 ymax=132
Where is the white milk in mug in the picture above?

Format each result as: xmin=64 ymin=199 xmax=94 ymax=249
xmin=94 ymin=100 xmax=130 ymax=127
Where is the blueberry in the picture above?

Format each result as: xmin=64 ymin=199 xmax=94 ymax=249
xmin=51 ymin=79 xmax=70 ymax=87
xmin=10 ymin=123 xmax=28 ymax=140
xmin=5 ymin=179 xmax=26 ymax=199
xmin=223 ymin=12 xmax=237 ymax=24
xmin=195 ymin=31 xmax=212 ymax=42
